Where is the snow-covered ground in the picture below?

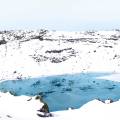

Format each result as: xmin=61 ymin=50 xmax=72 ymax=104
xmin=0 ymin=29 xmax=120 ymax=119
xmin=1 ymin=92 xmax=120 ymax=120
xmin=0 ymin=30 xmax=120 ymax=80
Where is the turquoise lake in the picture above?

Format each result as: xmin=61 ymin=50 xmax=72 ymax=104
xmin=0 ymin=72 xmax=120 ymax=111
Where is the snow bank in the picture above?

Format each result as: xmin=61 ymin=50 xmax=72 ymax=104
xmin=0 ymin=92 xmax=44 ymax=120
xmin=50 ymin=99 xmax=120 ymax=120
xmin=0 ymin=92 xmax=120 ymax=120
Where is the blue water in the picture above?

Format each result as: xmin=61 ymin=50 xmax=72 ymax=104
xmin=0 ymin=72 xmax=120 ymax=111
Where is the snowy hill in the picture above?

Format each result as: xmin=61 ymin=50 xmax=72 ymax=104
xmin=0 ymin=29 xmax=120 ymax=80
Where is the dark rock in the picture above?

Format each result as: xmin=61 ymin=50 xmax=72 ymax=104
xmin=50 ymin=57 xmax=67 ymax=63
xmin=31 ymin=29 xmax=48 ymax=41
xmin=103 ymin=45 xmax=113 ymax=48
xmin=45 ymin=48 xmax=72 ymax=53
xmin=6 ymin=115 xmax=12 ymax=118
xmin=39 ymin=103 xmax=49 ymax=113
xmin=0 ymin=40 xmax=7 ymax=45
xmin=9 ymin=91 xmax=17 ymax=96
xmin=35 ymin=95 xmax=52 ymax=117
xmin=37 ymin=113 xmax=53 ymax=117
xmin=13 ymin=71 xmax=17 ymax=74
xmin=35 ymin=95 xmax=49 ymax=113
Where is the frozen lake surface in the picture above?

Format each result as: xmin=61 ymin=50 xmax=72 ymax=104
xmin=0 ymin=72 xmax=120 ymax=111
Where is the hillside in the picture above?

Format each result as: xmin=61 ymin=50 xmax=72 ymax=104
xmin=0 ymin=30 xmax=120 ymax=80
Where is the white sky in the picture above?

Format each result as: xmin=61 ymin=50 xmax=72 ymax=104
xmin=0 ymin=0 xmax=120 ymax=31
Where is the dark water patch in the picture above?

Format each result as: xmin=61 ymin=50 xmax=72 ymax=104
xmin=31 ymin=80 xmax=41 ymax=87
xmin=79 ymin=85 xmax=93 ymax=91
xmin=50 ymin=80 xmax=63 ymax=87
xmin=105 ymin=86 xmax=115 ymax=90
xmin=0 ymin=72 xmax=120 ymax=111
xmin=38 ymin=90 xmax=55 ymax=98
xmin=62 ymin=87 xmax=72 ymax=92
